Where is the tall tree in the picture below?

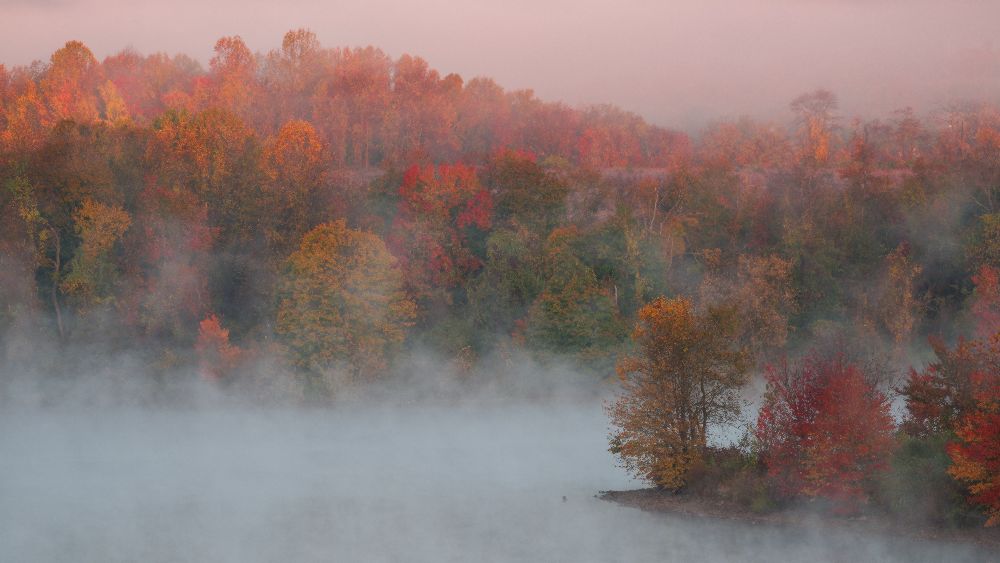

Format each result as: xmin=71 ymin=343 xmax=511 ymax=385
xmin=1 ymin=80 xmax=50 ymax=154
xmin=525 ymin=227 xmax=622 ymax=359
xmin=204 ymin=36 xmax=258 ymax=122
xmin=195 ymin=313 xmax=243 ymax=380
xmin=970 ymin=266 xmax=1000 ymax=339
xmin=466 ymin=227 xmax=542 ymax=343
xmin=878 ymin=243 xmax=924 ymax=347
xmin=483 ymin=149 xmax=568 ymax=235
xmin=148 ymin=108 xmax=260 ymax=243
xmin=261 ymin=29 xmax=326 ymax=130
xmin=384 ymin=55 xmax=460 ymax=164
xmin=313 ymin=46 xmax=392 ymax=167
xmin=455 ymin=77 xmax=512 ymax=161
xmin=124 ymin=182 xmax=215 ymax=342
xmin=699 ymin=253 xmax=797 ymax=361
xmin=900 ymin=336 xmax=999 ymax=438
xmin=41 ymin=40 xmax=101 ymax=124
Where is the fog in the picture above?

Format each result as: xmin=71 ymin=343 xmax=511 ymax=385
xmin=4 ymin=2 xmax=1000 ymax=559
xmin=4 ymin=0 xmax=1000 ymax=129
xmin=0 ymin=387 xmax=992 ymax=562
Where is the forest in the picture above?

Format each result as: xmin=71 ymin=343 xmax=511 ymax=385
xmin=1 ymin=30 xmax=999 ymax=533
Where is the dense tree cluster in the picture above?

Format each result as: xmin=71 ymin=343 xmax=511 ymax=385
xmin=2 ymin=33 xmax=1000 ymax=525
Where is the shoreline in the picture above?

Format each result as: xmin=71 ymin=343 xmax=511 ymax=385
xmin=598 ymin=488 xmax=1000 ymax=550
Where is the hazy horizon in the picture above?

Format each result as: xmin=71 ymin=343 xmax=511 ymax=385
xmin=3 ymin=0 xmax=999 ymax=130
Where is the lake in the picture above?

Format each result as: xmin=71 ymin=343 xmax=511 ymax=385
xmin=0 ymin=402 xmax=992 ymax=562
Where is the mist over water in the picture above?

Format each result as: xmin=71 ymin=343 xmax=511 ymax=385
xmin=4 ymin=0 xmax=1000 ymax=557
xmin=0 ymin=396 xmax=991 ymax=562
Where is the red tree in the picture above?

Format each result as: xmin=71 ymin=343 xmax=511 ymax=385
xmin=756 ymin=355 xmax=896 ymax=514
xmin=900 ymin=336 xmax=997 ymax=437
xmin=387 ymin=163 xmax=492 ymax=307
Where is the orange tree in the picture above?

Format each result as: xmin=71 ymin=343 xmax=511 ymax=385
xmin=607 ymin=296 xmax=749 ymax=490
xmin=947 ymin=362 xmax=1000 ymax=526
xmin=195 ymin=314 xmax=242 ymax=380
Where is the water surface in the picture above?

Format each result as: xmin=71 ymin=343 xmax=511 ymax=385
xmin=0 ymin=403 xmax=991 ymax=562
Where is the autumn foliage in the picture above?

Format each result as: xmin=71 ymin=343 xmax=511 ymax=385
xmin=388 ymin=163 xmax=492 ymax=308
xmin=608 ymin=297 xmax=748 ymax=489
xmin=947 ymin=369 xmax=1000 ymax=526
xmin=195 ymin=314 xmax=242 ymax=379
xmin=6 ymin=31 xmax=1000 ymax=527
xmin=755 ymin=355 xmax=896 ymax=514
xmin=900 ymin=336 xmax=997 ymax=438
xmin=276 ymin=220 xmax=416 ymax=386
xmin=971 ymin=266 xmax=1000 ymax=340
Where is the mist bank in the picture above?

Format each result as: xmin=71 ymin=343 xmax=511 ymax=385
xmin=0 ymin=331 xmax=617 ymax=410
xmin=1 ymin=402 xmax=993 ymax=563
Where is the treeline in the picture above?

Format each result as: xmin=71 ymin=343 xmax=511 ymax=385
xmin=2 ymin=31 xmax=1000 ymax=525
xmin=0 ymin=32 xmax=685 ymax=169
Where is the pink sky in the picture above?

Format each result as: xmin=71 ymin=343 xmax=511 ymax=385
xmin=2 ymin=0 xmax=999 ymax=130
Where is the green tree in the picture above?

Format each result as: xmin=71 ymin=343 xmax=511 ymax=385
xmin=467 ymin=228 xmax=543 ymax=344
xmin=483 ymin=150 xmax=569 ymax=235
xmin=525 ymin=227 xmax=624 ymax=362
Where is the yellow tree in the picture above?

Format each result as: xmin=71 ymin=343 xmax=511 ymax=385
xmin=98 ymin=80 xmax=130 ymax=125
xmin=607 ymin=296 xmax=749 ymax=489
xmin=276 ymin=220 xmax=416 ymax=391
xmin=61 ymin=199 xmax=131 ymax=312
xmin=878 ymin=243 xmax=924 ymax=347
